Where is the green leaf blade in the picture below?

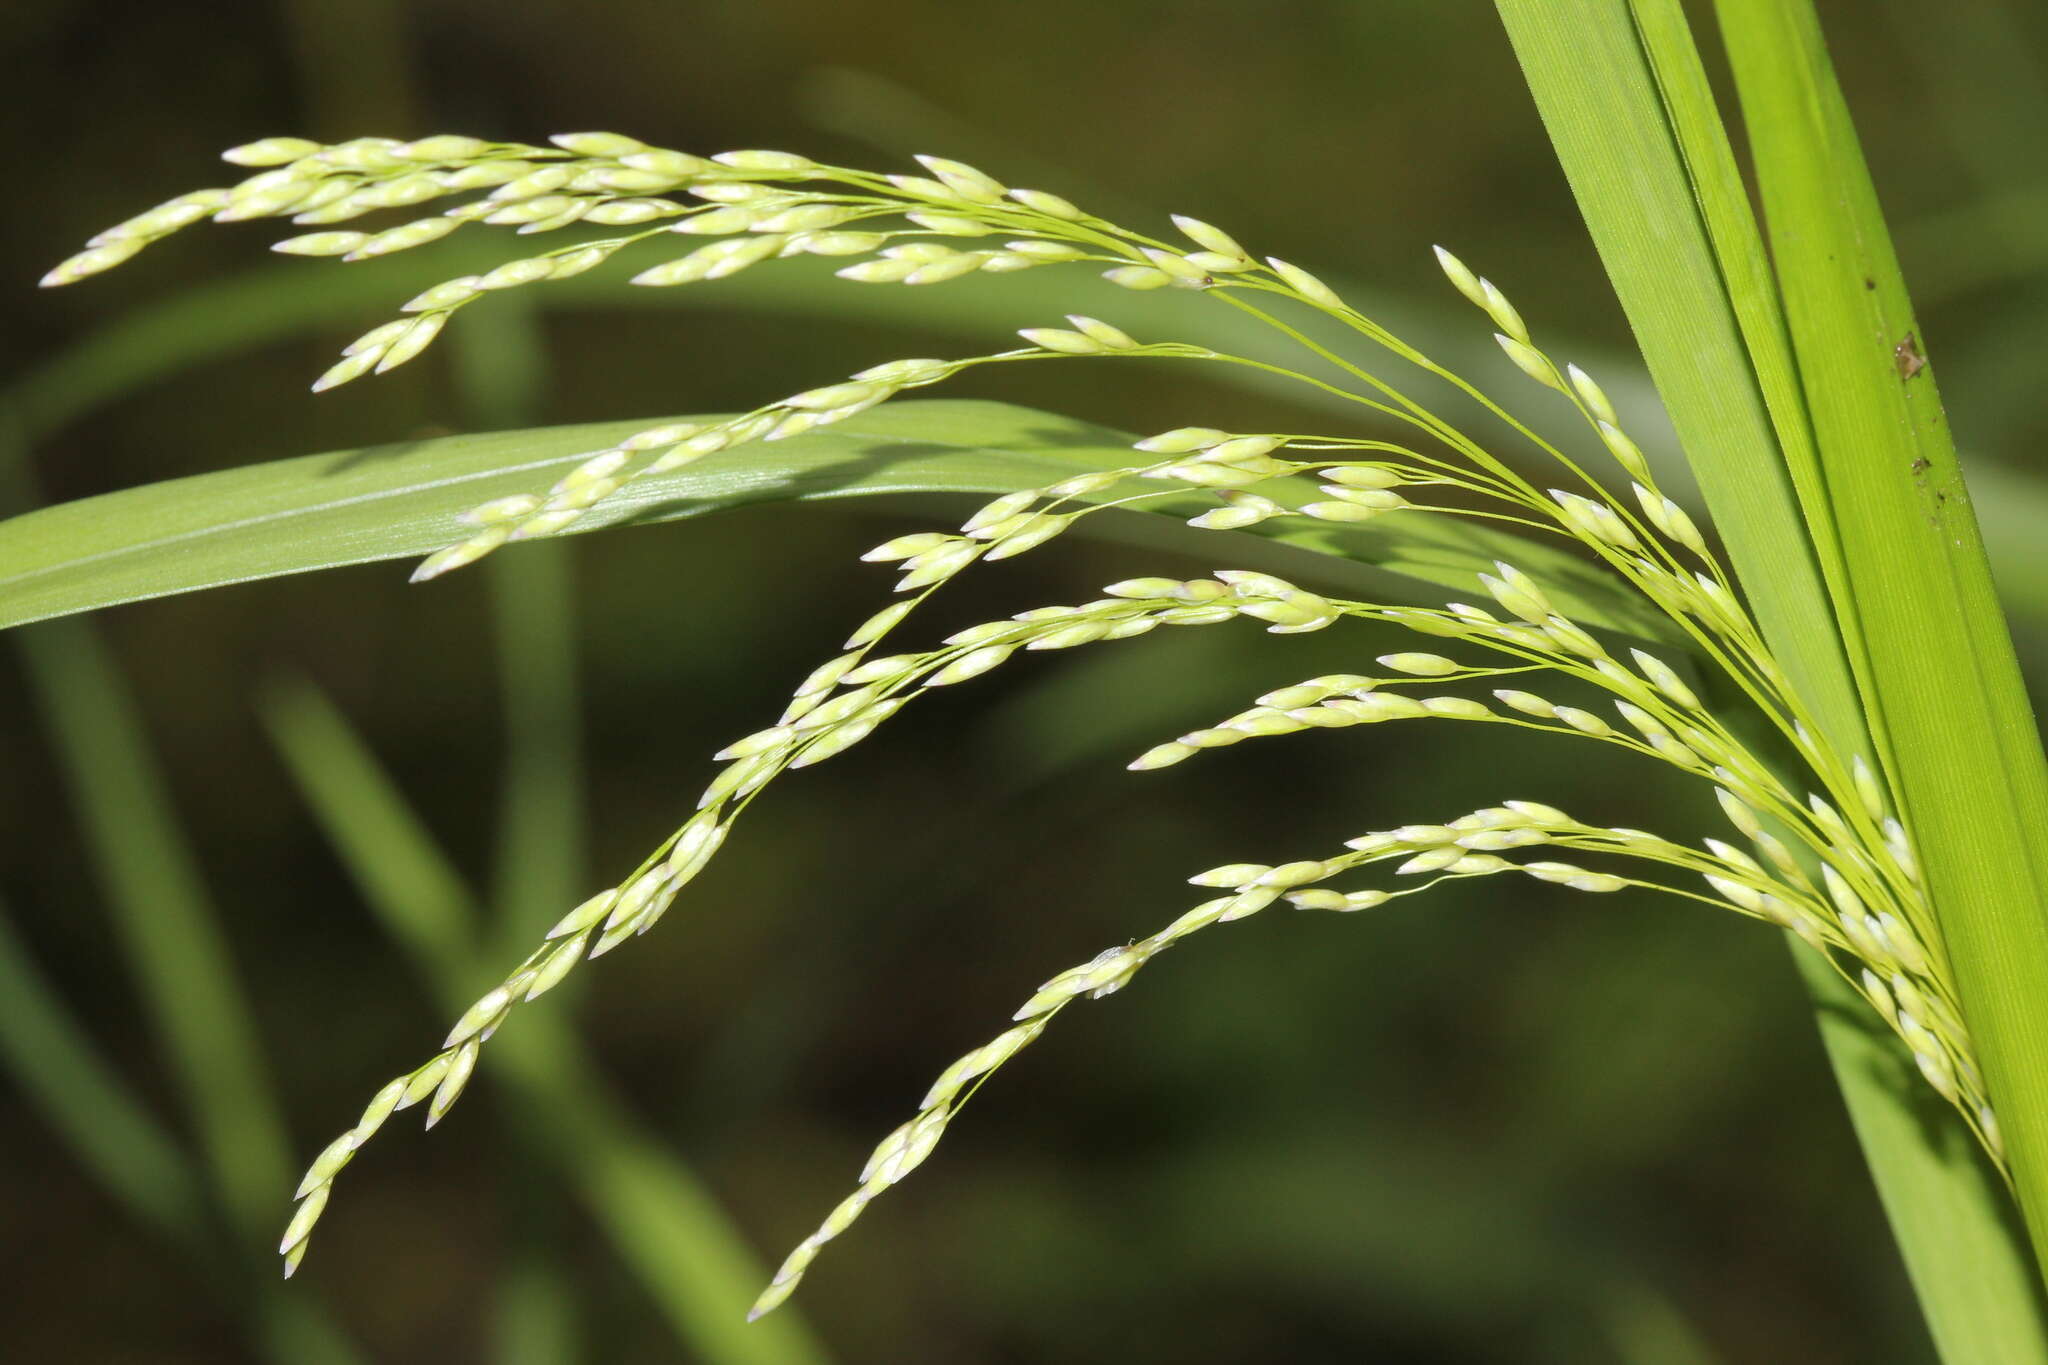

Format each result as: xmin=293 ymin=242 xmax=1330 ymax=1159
xmin=1718 ymin=0 xmax=2048 ymax=1306
xmin=1498 ymin=2 xmax=2048 ymax=1357
xmin=0 ymin=399 xmax=1674 ymax=641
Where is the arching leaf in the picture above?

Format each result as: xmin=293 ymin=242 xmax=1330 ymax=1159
xmin=0 ymin=399 xmax=1674 ymax=640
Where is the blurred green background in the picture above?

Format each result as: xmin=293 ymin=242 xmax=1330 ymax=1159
xmin=5 ymin=0 xmax=2046 ymax=1360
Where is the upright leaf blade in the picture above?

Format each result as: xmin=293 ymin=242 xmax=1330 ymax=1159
xmin=1718 ymin=0 xmax=2048 ymax=1291
xmin=0 ymin=900 xmax=210 ymax=1244
xmin=18 ymin=620 xmax=296 ymax=1236
xmin=1495 ymin=3 xmax=2048 ymax=1357
xmin=1494 ymin=0 xmax=1853 ymax=726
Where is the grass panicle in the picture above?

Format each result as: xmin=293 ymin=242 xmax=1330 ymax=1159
xmin=51 ymin=133 xmax=2003 ymax=1317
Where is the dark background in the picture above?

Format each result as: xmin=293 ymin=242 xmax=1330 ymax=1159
xmin=5 ymin=1 xmax=2047 ymax=1360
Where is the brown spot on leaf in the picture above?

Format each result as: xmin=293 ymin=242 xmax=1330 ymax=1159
xmin=1895 ymin=333 xmax=1926 ymax=380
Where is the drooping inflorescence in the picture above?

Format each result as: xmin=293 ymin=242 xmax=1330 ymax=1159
xmin=49 ymin=133 xmax=1995 ymax=1312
